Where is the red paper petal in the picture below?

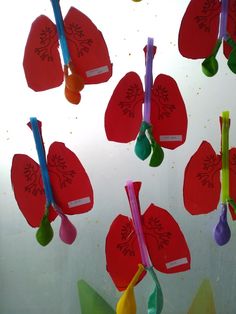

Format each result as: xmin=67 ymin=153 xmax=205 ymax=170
xmin=23 ymin=15 xmax=63 ymax=91
xmin=223 ymin=2 xmax=236 ymax=59
xmin=11 ymin=154 xmax=57 ymax=227
xmin=64 ymin=7 xmax=112 ymax=84
xmin=144 ymin=204 xmax=191 ymax=273
xmin=125 ymin=181 xmax=142 ymax=212
xmin=183 ymin=141 xmax=221 ymax=215
xmin=178 ymin=0 xmax=221 ymax=58
xmin=151 ymin=74 xmax=187 ymax=149
xmin=105 ymin=214 xmax=146 ymax=291
xmin=47 ymin=142 xmax=93 ymax=215
xmin=105 ymin=72 xmax=144 ymax=143
xmin=229 ymin=148 xmax=236 ymax=220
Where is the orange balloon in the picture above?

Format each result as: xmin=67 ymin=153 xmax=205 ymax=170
xmin=66 ymin=74 xmax=84 ymax=93
xmin=64 ymin=87 xmax=81 ymax=105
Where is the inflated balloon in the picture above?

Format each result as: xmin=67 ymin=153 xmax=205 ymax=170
xmin=116 ymin=264 xmax=144 ymax=314
xmin=36 ymin=212 xmax=54 ymax=246
xmin=214 ymin=203 xmax=231 ymax=246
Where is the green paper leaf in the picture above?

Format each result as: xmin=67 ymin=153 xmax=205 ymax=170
xmin=149 ymin=142 xmax=164 ymax=167
xmin=36 ymin=213 xmax=54 ymax=246
xmin=135 ymin=133 xmax=151 ymax=160
xmin=188 ymin=279 xmax=216 ymax=314
xmin=78 ymin=280 xmax=115 ymax=314
xmin=147 ymin=267 xmax=163 ymax=314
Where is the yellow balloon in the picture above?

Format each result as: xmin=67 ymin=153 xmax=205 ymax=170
xmin=116 ymin=264 xmax=144 ymax=314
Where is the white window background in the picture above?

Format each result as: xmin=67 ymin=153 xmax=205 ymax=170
xmin=1 ymin=0 xmax=236 ymax=313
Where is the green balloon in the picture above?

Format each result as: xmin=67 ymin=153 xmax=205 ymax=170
xmin=36 ymin=214 xmax=54 ymax=246
xmin=147 ymin=267 xmax=163 ymax=314
xmin=202 ymin=56 xmax=218 ymax=77
xmin=202 ymin=39 xmax=221 ymax=77
xmin=134 ymin=133 xmax=151 ymax=160
xmin=228 ymin=48 xmax=236 ymax=74
xmin=149 ymin=142 xmax=164 ymax=167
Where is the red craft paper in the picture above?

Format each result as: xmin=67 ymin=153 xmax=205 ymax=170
xmin=11 ymin=142 xmax=93 ymax=228
xmin=229 ymin=148 xmax=236 ymax=220
xmin=151 ymin=74 xmax=187 ymax=149
xmin=143 ymin=204 xmax=191 ymax=274
xmin=64 ymin=7 xmax=112 ymax=84
xmin=106 ymin=182 xmax=191 ymax=291
xmin=48 ymin=142 xmax=94 ymax=215
xmin=105 ymin=72 xmax=144 ymax=143
xmin=105 ymin=214 xmax=145 ymax=291
xmin=11 ymin=154 xmax=57 ymax=227
xmin=183 ymin=141 xmax=221 ymax=215
xmin=223 ymin=3 xmax=236 ymax=59
xmin=23 ymin=15 xmax=64 ymax=91
xmin=178 ymin=0 xmax=220 ymax=58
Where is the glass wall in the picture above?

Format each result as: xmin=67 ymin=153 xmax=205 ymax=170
xmin=1 ymin=0 xmax=236 ymax=313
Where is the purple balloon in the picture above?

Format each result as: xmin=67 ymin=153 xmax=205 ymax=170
xmin=213 ymin=203 xmax=231 ymax=246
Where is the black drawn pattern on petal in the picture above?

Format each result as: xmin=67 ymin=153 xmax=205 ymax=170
xmin=24 ymin=163 xmax=44 ymax=196
xmin=48 ymin=154 xmax=76 ymax=189
xmin=65 ymin=22 xmax=93 ymax=57
xmin=152 ymin=84 xmax=175 ymax=120
xmin=197 ymin=153 xmax=221 ymax=188
xmin=34 ymin=26 xmax=58 ymax=61
xmin=119 ymin=83 xmax=143 ymax=118
xmin=117 ymin=222 xmax=136 ymax=257
xmin=144 ymin=215 xmax=172 ymax=250
xmin=194 ymin=0 xmax=220 ymax=33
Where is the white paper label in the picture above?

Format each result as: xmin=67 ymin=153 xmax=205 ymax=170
xmin=159 ymin=135 xmax=183 ymax=142
xmin=68 ymin=196 xmax=91 ymax=208
xmin=86 ymin=66 xmax=109 ymax=78
xmin=166 ymin=257 xmax=188 ymax=269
